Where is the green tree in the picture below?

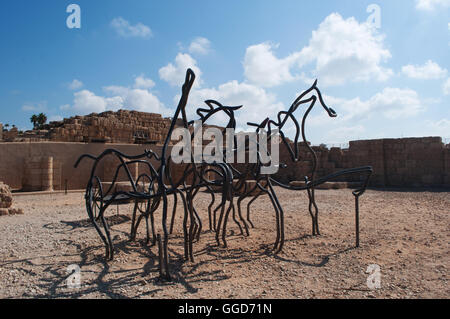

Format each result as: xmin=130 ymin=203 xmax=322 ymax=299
xmin=30 ymin=115 xmax=38 ymax=129
xmin=37 ymin=113 xmax=47 ymax=129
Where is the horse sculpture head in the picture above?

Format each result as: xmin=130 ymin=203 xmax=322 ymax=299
xmin=244 ymin=80 xmax=337 ymax=163
xmin=308 ymin=80 xmax=336 ymax=117
xmin=189 ymin=99 xmax=243 ymax=131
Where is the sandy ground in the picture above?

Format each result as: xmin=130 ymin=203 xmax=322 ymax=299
xmin=0 ymin=187 xmax=448 ymax=299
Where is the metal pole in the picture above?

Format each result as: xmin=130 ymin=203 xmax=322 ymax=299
xmin=355 ymin=196 xmax=360 ymax=247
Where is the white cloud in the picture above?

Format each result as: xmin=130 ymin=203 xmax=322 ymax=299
xmin=63 ymin=74 xmax=165 ymax=115
xmin=48 ymin=115 xmax=63 ymax=122
xmin=68 ymin=86 xmax=169 ymax=116
xmin=110 ymin=17 xmax=152 ymax=38
xmin=325 ymin=87 xmax=426 ymax=121
xmin=443 ymin=78 xmax=450 ymax=95
xmin=242 ymin=13 xmax=393 ymax=87
xmin=68 ymin=79 xmax=83 ymax=90
xmin=415 ymin=0 xmax=450 ymax=11
xmin=297 ymin=13 xmax=393 ymax=86
xmin=243 ymin=42 xmax=300 ymax=87
xmin=64 ymin=74 xmax=167 ymax=116
xmin=402 ymin=60 xmax=448 ymax=79
xmin=71 ymin=90 xmax=123 ymax=114
xmin=106 ymin=87 xmax=168 ymax=114
xmin=326 ymin=125 xmax=365 ymax=141
xmin=176 ymin=80 xmax=284 ymax=129
xmin=21 ymin=101 xmax=48 ymax=112
xmin=159 ymin=53 xmax=203 ymax=87
xmin=188 ymin=37 xmax=212 ymax=55
xmin=133 ymin=74 xmax=155 ymax=89
xmin=426 ymin=118 xmax=450 ymax=137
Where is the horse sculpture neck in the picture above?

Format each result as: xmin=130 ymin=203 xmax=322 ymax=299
xmin=161 ymin=69 xmax=196 ymax=165
xmin=263 ymin=82 xmax=334 ymax=181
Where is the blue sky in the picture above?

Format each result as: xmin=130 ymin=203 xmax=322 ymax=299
xmin=0 ymin=0 xmax=449 ymax=144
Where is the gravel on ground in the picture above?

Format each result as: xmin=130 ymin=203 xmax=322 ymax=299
xmin=0 ymin=188 xmax=448 ymax=299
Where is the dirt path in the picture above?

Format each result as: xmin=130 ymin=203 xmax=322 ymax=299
xmin=0 ymin=188 xmax=448 ymax=299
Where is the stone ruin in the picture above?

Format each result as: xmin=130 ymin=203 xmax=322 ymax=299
xmin=1 ymin=110 xmax=173 ymax=144
xmin=0 ymin=182 xmax=23 ymax=216
xmin=1 ymin=109 xmax=450 ymax=190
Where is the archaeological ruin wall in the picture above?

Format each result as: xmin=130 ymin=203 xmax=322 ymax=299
xmin=0 ymin=142 xmax=166 ymax=191
xmin=274 ymin=137 xmax=450 ymax=188
xmin=1 ymin=110 xmax=173 ymax=144
xmin=1 ymin=107 xmax=449 ymax=191
xmin=0 ymin=136 xmax=449 ymax=192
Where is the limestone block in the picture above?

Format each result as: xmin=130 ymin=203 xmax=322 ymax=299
xmin=0 ymin=182 xmax=13 ymax=208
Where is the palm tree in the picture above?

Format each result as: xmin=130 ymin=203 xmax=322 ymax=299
xmin=30 ymin=115 xmax=38 ymax=129
xmin=37 ymin=113 xmax=47 ymax=129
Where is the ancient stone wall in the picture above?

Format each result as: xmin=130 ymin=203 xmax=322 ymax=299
xmin=0 ymin=142 xmax=167 ymax=191
xmin=47 ymin=110 xmax=172 ymax=144
xmin=22 ymin=157 xmax=54 ymax=192
xmin=1 ymin=110 xmax=173 ymax=144
xmin=274 ymin=136 xmax=449 ymax=188
xmin=1 ymin=127 xmax=18 ymax=142
xmin=0 ymin=137 xmax=449 ymax=192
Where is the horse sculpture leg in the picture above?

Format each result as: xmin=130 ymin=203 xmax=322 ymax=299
xmin=231 ymin=200 xmax=244 ymax=237
xmin=193 ymin=206 xmax=202 ymax=242
xmin=91 ymin=216 xmax=111 ymax=260
xmin=221 ymin=200 xmax=234 ymax=248
xmin=160 ymin=193 xmax=171 ymax=280
xmin=306 ymin=187 xmax=320 ymax=236
xmin=176 ymin=190 xmax=190 ymax=261
xmin=99 ymin=212 xmax=114 ymax=260
xmin=215 ymin=200 xmax=227 ymax=247
xmin=130 ymin=202 xmax=138 ymax=241
xmin=149 ymin=209 xmax=157 ymax=246
xmin=145 ymin=216 xmax=151 ymax=244
xmin=213 ymin=202 xmax=222 ymax=232
xmin=236 ymin=195 xmax=250 ymax=236
xmin=131 ymin=214 xmax=144 ymax=241
xmin=266 ymin=189 xmax=281 ymax=253
xmin=245 ymin=193 xmax=260 ymax=229
xmin=169 ymin=192 xmax=178 ymax=235
xmin=187 ymin=193 xmax=196 ymax=262
xmin=268 ymin=182 xmax=285 ymax=254
xmin=354 ymin=194 xmax=360 ymax=247
xmin=206 ymin=185 xmax=216 ymax=232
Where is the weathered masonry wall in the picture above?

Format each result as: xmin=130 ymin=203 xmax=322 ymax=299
xmin=1 ymin=110 xmax=172 ymax=144
xmin=0 ymin=142 xmax=166 ymax=191
xmin=274 ymin=137 xmax=450 ymax=187
xmin=0 ymin=136 xmax=449 ymax=191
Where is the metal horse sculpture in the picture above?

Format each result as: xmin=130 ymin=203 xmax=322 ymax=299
xmin=231 ymin=80 xmax=373 ymax=252
xmin=165 ymin=99 xmax=243 ymax=258
xmin=74 ymin=148 xmax=163 ymax=261
xmin=75 ymin=69 xmax=242 ymax=279
xmin=75 ymin=69 xmax=372 ymax=280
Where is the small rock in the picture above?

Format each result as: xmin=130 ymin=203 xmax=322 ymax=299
xmin=8 ymin=208 xmax=24 ymax=215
